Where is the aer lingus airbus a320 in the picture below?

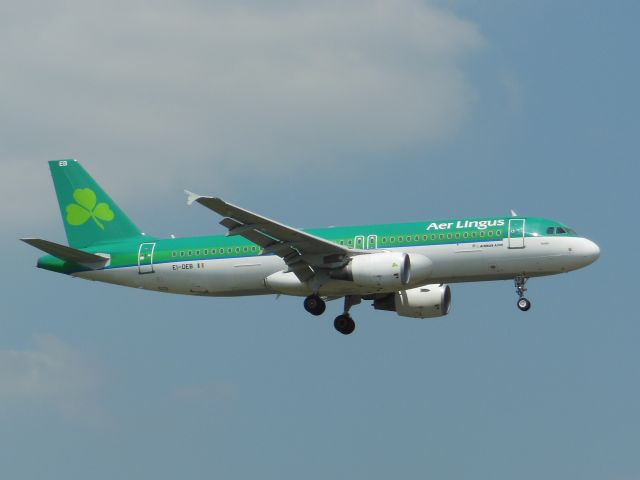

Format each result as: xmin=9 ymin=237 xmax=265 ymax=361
xmin=22 ymin=160 xmax=600 ymax=335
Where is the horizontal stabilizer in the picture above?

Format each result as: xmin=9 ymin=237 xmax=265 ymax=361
xmin=21 ymin=238 xmax=109 ymax=269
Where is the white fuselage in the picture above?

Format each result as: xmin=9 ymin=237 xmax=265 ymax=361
xmin=75 ymin=235 xmax=600 ymax=297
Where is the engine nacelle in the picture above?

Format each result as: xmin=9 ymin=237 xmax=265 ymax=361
xmin=374 ymin=284 xmax=452 ymax=318
xmin=329 ymin=252 xmax=432 ymax=290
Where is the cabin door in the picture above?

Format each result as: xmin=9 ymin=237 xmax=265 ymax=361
xmin=508 ymin=219 xmax=525 ymax=249
xmin=138 ymin=242 xmax=156 ymax=274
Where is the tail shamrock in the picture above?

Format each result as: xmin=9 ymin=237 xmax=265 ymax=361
xmin=49 ymin=159 xmax=145 ymax=248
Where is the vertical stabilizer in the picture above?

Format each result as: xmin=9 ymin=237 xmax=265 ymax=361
xmin=49 ymin=159 xmax=145 ymax=248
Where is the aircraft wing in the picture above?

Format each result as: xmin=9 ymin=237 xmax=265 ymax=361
xmin=186 ymin=192 xmax=353 ymax=281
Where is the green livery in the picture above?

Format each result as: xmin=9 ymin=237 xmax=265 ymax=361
xmin=23 ymin=159 xmax=600 ymax=335
xmin=50 ymin=160 xmax=148 ymax=248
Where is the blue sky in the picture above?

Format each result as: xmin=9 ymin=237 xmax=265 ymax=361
xmin=1 ymin=1 xmax=638 ymax=478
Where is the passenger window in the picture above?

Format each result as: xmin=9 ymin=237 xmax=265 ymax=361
xmin=180 ymin=251 xmax=185 ymax=257
xmin=382 ymin=237 xmax=387 ymax=243
xmin=415 ymin=236 xmax=419 ymax=241
xmin=423 ymin=235 xmax=428 ymax=241
xmin=227 ymin=248 xmax=232 ymax=254
xmin=390 ymin=237 xmax=395 ymax=243
xmin=547 ymin=227 xmax=555 ymax=235
xmin=188 ymin=250 xmax=193 ymax=256
xmin=235 ymin=247 xmax=240 ymax=253
xmin=488 ymin=231 xmax=493 ymax=237
xmin=447 ymin=233 xmax=452 ymax=239
xmin=211 ymin=249 xmax=216 ymax=255
xmin=430 ymin=234 xmax=436 ymax=241
xmin=172 ymin=251 xmax=177 ymax=257
xmin=243 ymin=247 xmax=248 ymax=252
xmin=348 ymin=240 xmax=353 ymax=246
xmin=203 ymin=249 xmax=208 ymax=255
xmin=339 ymin=240 xmax=344 ymax=245
xmin=439 ymin=234 xmax=444 ymax=240
xmin=398 ymin=236 xmax=403 ymax=242
xmin=252 ymin=246 xmax=257 ymax=251
xmin=195 ymin=250 xmax=200 ymax=256
xmin=471 ymin=232 xmax=477 ymax=238
xmin=455 ymin=233 xmax=460 ymax=239
xmin=463 ymin=232 xmax=469 ymax=238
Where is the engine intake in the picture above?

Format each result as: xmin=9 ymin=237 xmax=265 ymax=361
xmin=374 ymin=284 xmax=452 ymax=318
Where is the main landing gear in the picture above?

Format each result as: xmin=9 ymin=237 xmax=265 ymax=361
xmin=304 ymin=295 xmax=326 ymax=316
xmin=303 ymin=294 xmax=359 ymax=335
xmin=514 ymin=275 xmax=531 ymax=311
xmin=334 ymin=296 xmax=360 ymax=336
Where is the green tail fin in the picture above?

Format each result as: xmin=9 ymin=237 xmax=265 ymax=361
xmin=49 ymin=159 xmax=146 ymax=248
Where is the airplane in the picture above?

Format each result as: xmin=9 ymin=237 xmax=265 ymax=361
xmin=22 ymin=160 xmax=600 ymax=335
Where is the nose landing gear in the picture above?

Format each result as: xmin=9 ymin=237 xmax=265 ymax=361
xmin=515 ymin=276 xmax=531 ymax=311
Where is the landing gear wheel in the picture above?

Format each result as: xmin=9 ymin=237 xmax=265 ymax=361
xmin=304 ymin=295 xmax=326 ymax=316
xmin=517 ymin=297 xmax=531 ymax=312
xmin=334 ymin=314 xmax=356 ymax=335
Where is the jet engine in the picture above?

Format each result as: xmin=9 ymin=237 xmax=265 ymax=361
xmin=329 ymin=252 xmax=432 ymax=290
xmin=373 ymin=284 xmax=452 ymax=318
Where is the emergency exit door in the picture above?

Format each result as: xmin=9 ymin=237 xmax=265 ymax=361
xmin=138 ymin=242 xmax=156 ymax=273
xmin=508 ymin=219 xmax=525 ymax=249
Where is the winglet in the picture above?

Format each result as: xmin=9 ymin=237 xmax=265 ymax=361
xmin=185 ymin=190 xmax=203 ymax=206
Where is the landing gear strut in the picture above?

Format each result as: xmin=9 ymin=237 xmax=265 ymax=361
xmin=304 ymin=295 xmax=326 ymax=316
xmin=334 ymin=296 xmax=360 ymax=335
xmin=514 ymin=275 xmax=531 ymax=311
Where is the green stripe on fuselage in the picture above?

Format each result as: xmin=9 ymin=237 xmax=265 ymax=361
xmin=36 ymin=216 xmax=576 ymax=274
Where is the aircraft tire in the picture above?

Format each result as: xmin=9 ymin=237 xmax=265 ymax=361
xmin=517 ymin=298 xmax=531 ymax=312
xmin=304 ymin=295 xmax=326 ymax=316
xmin=334 ymin=314 xmax=356 ymax=335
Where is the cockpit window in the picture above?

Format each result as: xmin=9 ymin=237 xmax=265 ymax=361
xmin=546 ymin=226 xmax=577 ymax=235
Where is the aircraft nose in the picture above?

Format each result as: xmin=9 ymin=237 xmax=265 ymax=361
xmin=578 ymin=238 xmax=600 ymax=265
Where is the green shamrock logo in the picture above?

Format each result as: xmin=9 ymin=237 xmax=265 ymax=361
xmin=66 ymin=188 xmax=115 ymax=230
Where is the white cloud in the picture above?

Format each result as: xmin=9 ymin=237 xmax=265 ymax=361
xmin=0 ymin=0 xmax=485 ymax=225
xmin=0 ymin=335 xmax=109 ymax=426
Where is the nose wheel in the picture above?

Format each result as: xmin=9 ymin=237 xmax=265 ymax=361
xmin=517 ymin=297 xmax=531 ymax=311
xmin=514 ymin=276 xmax=531 ymax=311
